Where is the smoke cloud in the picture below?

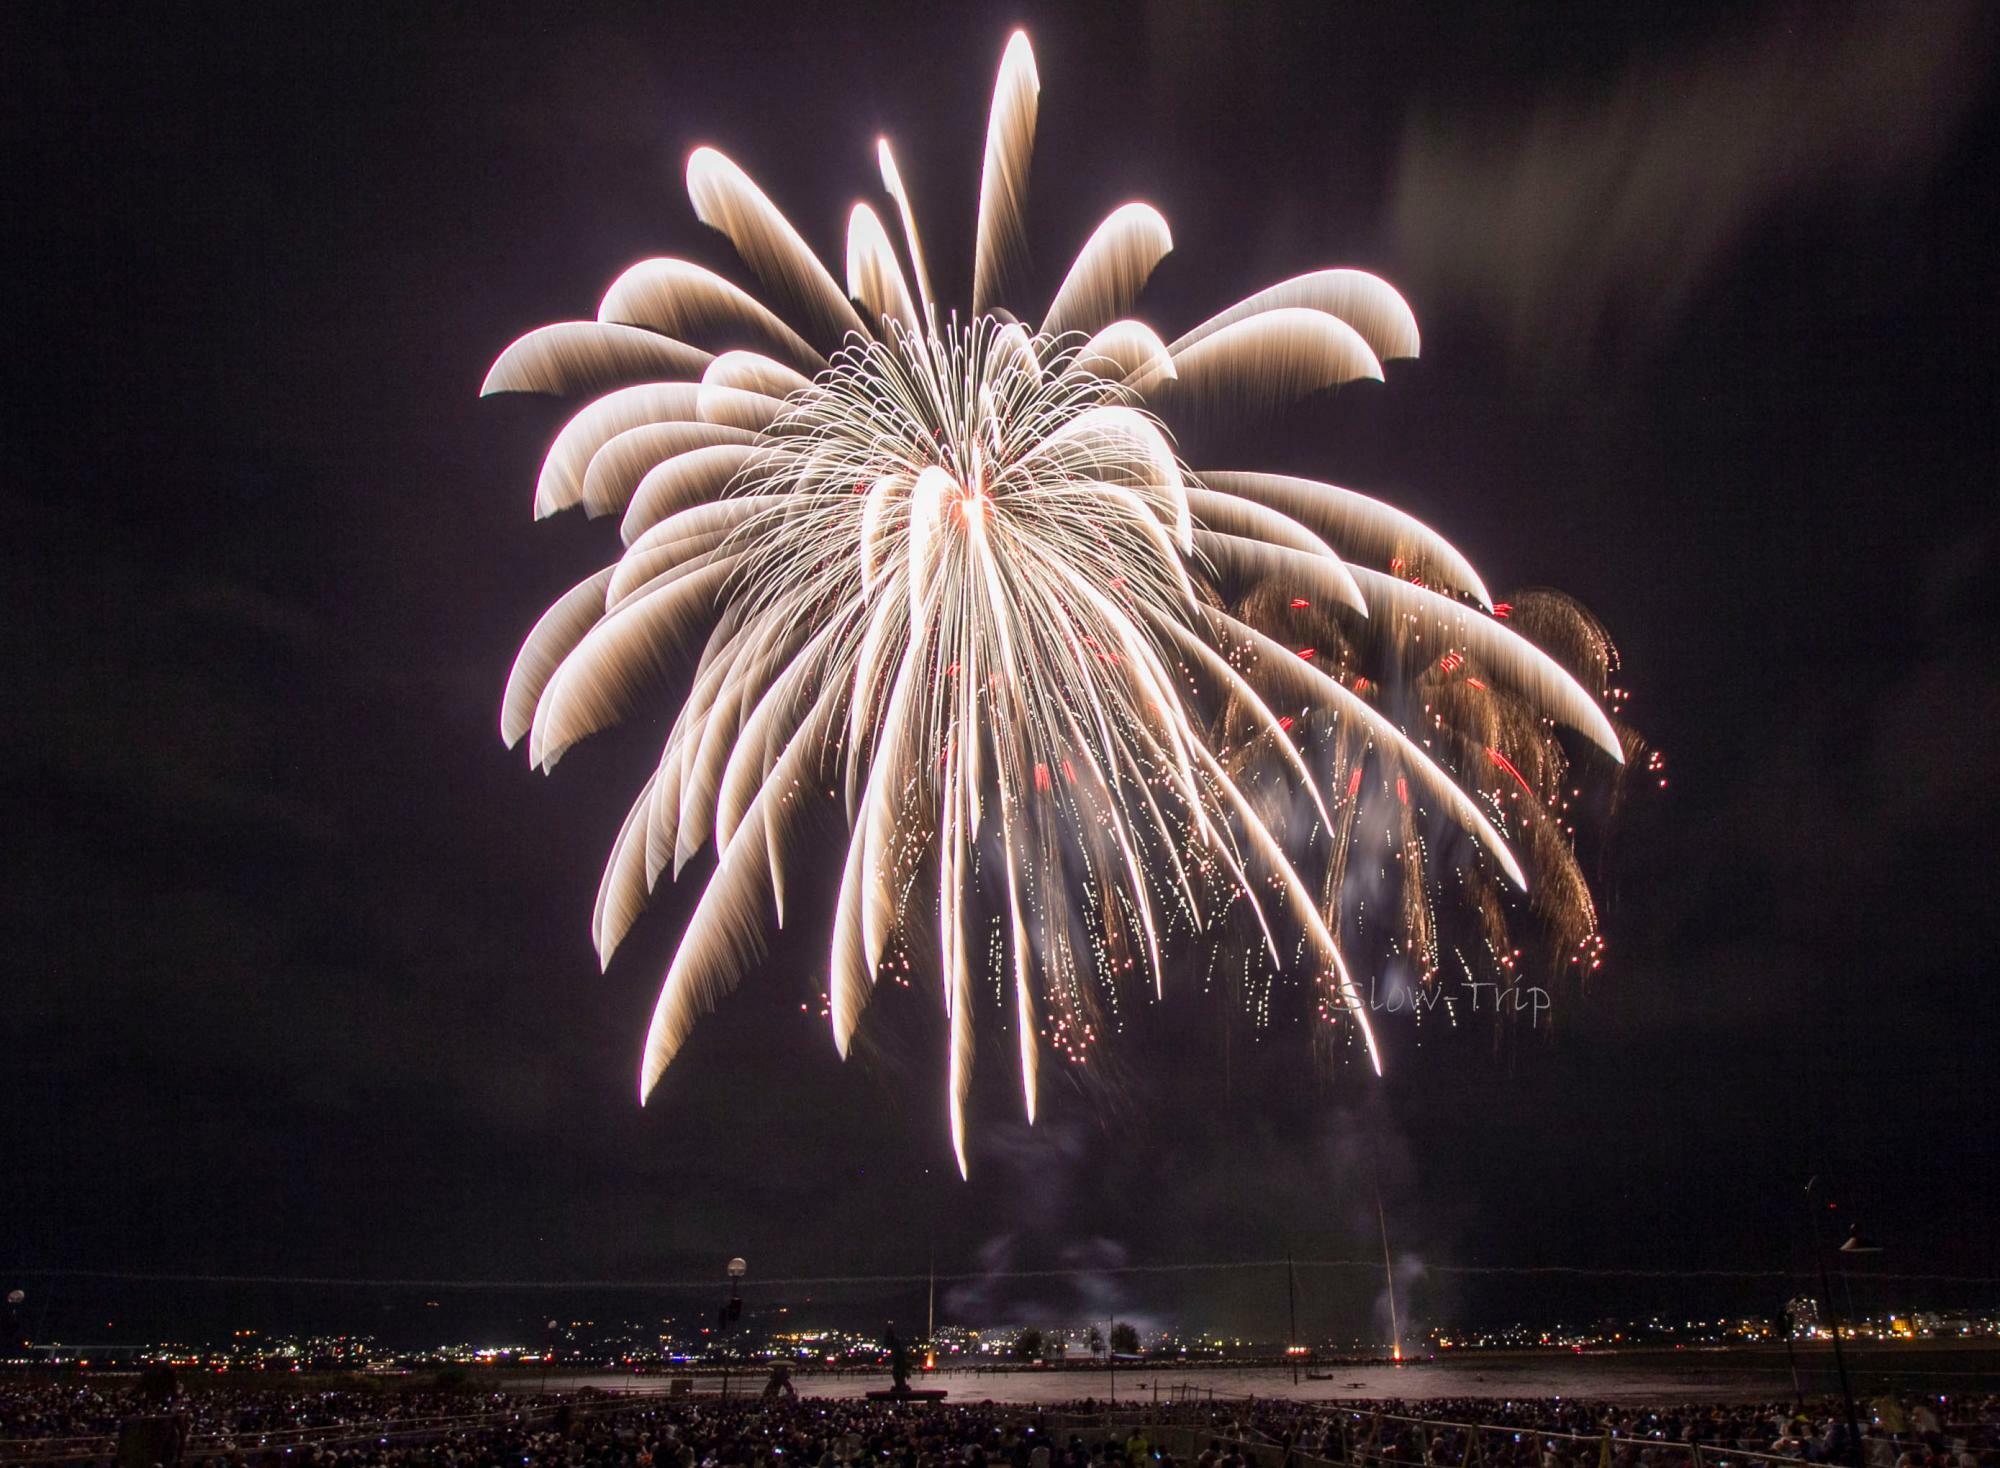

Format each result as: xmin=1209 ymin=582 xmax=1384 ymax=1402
xmin=1391 ymin=2 xmax=1992 ymax=372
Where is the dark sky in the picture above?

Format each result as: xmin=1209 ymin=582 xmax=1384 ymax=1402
xmin=6 ymin=2 xmax=1998 ymax=1346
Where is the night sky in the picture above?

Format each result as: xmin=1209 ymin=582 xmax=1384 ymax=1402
xmin=7 ymin=2 xmax=1998 ymax=1346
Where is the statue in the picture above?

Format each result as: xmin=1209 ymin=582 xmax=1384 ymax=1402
xmin=864 ymin=1323 xmax=943 ymax=1401
xmin=885 ymin=1325 xmax=911 ymax=1393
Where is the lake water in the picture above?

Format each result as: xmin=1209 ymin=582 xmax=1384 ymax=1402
xmin=540 ymin=1347 xmax=2000 ymax=1405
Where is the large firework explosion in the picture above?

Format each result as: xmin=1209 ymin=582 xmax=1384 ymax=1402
xmin=487 ymin=33 xmax=1637 ymax=1174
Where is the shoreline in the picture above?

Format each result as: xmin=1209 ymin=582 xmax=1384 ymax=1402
xmin=506 ymin=1345 xmax=2000 ymax=1405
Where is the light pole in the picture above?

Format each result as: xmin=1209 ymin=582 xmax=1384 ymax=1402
xmin=1779 ymin=1303 xmax=1804 ymax=1409
xmin=1840 ymin=1227 xmax=1884 ymax=1336
xmin=720 ymin=1257 xmax=747 ymax=1401
xmin=1806 ymin=1178 xmax=1879 ymax=1468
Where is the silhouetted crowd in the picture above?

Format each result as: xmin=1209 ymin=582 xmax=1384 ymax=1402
xmin=0 ymin=1385 xmax=535 ymax=1459
xmin=3 ymin=1385 xmax=1998 ymax=1468
xmin=1149 ymin=1395 xmax=2000 ymax=1468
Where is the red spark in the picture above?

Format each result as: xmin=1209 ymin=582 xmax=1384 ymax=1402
xmin=1296 ymin=647 xmax=1316 ymax=660
xmin=1395 ymin=777 xmax=1409 ymax=806
xmin=1487 ymin=747 xmax=1533 ymax=796
xmin=1289 ymin=597 xmax=1310 ymax=610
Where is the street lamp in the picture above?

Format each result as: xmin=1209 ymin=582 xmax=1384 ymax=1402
xmin=720 ymin=1258 xmax=747 ymax=1401
xmin=1806 ymin=1178 xmax=1878 ymax=1468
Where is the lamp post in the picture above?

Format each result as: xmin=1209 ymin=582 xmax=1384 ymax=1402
xmin=1806 ymin=1178 xmax=1879 ymax=1468
xmin=1838 ymin=1227 xmax=1884 ymax=1363
xmin=720 ymin=1257 xmax=747 ymax=1402
xmin=1779 ymin=1303 xmax=1804 ymax=1409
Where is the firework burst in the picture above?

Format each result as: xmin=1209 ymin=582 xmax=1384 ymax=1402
xmin=487 ymin=32 xmax=1630 ymax=1174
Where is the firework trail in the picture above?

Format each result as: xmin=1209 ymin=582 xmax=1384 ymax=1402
xmin=486 ymin=33 xmax=1632 ymax=1175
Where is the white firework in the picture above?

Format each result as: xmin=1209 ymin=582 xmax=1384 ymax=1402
xmin=487 ymin=32 xmax=1625 ymax=1176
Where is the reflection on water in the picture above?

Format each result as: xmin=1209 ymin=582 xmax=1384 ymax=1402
xmin=537 ymin=1349 xmax=2000 ymax=1405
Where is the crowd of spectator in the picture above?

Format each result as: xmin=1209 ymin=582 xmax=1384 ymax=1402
xmin=0 ymin=1384 xmax=534 ymax=1459
xmin=1152 ymin=1393 xmax=2000 ymax=1468
xmin=2 ymin=1381 xmax=1996 ymax=1468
